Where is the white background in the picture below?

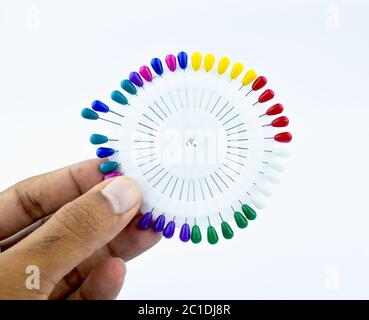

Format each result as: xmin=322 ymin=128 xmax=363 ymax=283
xmin=0 ymin=0 xmax=368 ymax=299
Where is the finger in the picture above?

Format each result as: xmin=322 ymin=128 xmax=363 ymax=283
xmin=68 ymin=257 xmax=126 ymax=300
xmin=0 ymin=215 xmax=52 ymax=251
xmin=0 ymin=158 xmax=104 ymax=240
xmin=49 ymin=213 xmax=161 ymax=299
xmin=0 ymin=176 xmax=141 ymax=297
xmin=105 ymin=213 xmax=162 ymax=261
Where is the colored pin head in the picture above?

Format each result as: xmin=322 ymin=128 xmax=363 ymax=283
xmin=179 ymin=223 xmax=191 ymax=242
xmin=265 ymin=103 xmax=284 ymax=116
xmin=152 ymin=214 xmax=165 ymax=232
xmin=217 ymin=56 xmax=230 ymax=75
xmin=204 ymin=53 xmax=215 ymax=72
xmin=151 ymin=58 xmax=164 ymax=76
xmin=256 ymin=89 xmax=275 ymax=105
xmin=139 ymin=66 xmax=153 ymax=82
xmin=121 ymin=79 xmax=137 ymax=95
xmin=81 ymin=108 xmax=99 ymax=120
xmin=274 ymin=132 xmax=292 ymax=143
xmin=81 ymin=108 xmax=121 ymax=125
xmin=111 ymin=90 xmax=128 ymax=105
xmin=252 ymin=76 xmax=267 ymax=91
xmin=271 ymin=116 xmax=289 ymax=127
xmin=242 ymin=70 xmax=257 ymax=87
xmin=165 ymin=54 xmax=177 ymax=72
xmin=92 ymin=100 xmax=124 ymax=118
xmin=230 ymin=62 xmax=244 ymax=79
xmin=191 ymin=52 xmax=202 ymax=71
xmin=177 ymin=51 xmax=188 ymax=70
xmin=129 ymin=72 xmax=144 ymax=87
xmin=163 ymin=221 xmax=176 ymax=239
xmin=92 ymin=100 xmax=109 ymax=113
xmin=96 ymin=147 xmax=115 ymax=158
xmin=99 ymin=161 xmax=119 ymax=174
xmin=90 ymin=134 xmax=108 ymax=145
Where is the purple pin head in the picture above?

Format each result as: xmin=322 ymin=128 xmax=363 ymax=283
xmin=129 ymin=71 xmax=144 ymax=87
xmin=152 ymin=214 xmax=165 ymax=233
xmin=165 ymin=54 xmax=176 ymax=72
xmin=138 ymin=212 xmax=153 ymax=230
xmin=179 ymin=223 xmax=190 ymax=242
xmin=139 ymin=65 xmax=153 ymax=82
xmin=163 ymin=221 xmax=176 ymax=239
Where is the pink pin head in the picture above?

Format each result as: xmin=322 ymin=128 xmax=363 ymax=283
xmin=271 ymin=116 xmax=289 ymax=127
xmin=103 ymin=171 xmax=122 ymax=180
xmin=274 ymin=132 xmax=292 ymax=143
xmin=165 ymin=54 xmax=177 ymax=72
xmin=139 ymin=66 xmax=153 ymax=82
xmin=258 ymin=89 xmax=275 ymax=103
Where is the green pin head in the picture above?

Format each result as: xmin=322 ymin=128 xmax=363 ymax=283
xmin=242 ymin=204 xmax=257 ymax=220
xmin=191 ymin=225 xmax=202 ymax=244
xmin=207 ymin=226 xmax=219 ymax=245
xmin=234 ymin=211 xmax=248 ymax=229
xmin=221 ymin=221 xmax=234 ymax=239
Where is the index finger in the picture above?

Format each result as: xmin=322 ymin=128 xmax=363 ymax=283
xmin=0 ymin=158 xmax=104 ymax=240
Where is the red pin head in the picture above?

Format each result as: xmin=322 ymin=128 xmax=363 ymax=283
xmin=274 ymin=132 xmax=292 ymax=143
xmin=271 ymin=116 xmax=289 ymax=127
xmin=252 ymin=76 xmax=267 ymax=91
xmin=266 ymin=103 xmax=284 ymax=116
xmin=258 ymin=89 xmax=275 ymax=103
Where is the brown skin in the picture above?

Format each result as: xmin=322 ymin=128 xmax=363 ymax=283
xmin=0 ymin=159 xmax=161 ymax=299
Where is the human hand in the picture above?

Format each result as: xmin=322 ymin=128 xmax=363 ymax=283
xmin=0 ymin=159 xmax=161 ymax=299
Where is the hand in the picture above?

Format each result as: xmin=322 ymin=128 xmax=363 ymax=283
xmin=0 ymin=159 xmax=161 ymax=299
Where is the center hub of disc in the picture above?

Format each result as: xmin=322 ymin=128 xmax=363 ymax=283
xmin=157 ymin=109 xmax=227 ymax=179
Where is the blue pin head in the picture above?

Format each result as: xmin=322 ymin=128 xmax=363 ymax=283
xmin=81 ymin=108 xmax=99 ymax=120
xmin=92 ymin=100 xmax=109 ymax=113
xmin=177 ymin=51 xmax=188 ymax=70
xmin=96 ymin=147 xmax=115 ymax=158
xmin=150 ymin=58 xmax=163 ymax=76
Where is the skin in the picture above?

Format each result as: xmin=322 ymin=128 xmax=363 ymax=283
xmin=0 ymin=159 xmax=161 ymax=300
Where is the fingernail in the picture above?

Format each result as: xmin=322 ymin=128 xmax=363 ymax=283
xmin=102 ymin=177 xmax=140 ymax=214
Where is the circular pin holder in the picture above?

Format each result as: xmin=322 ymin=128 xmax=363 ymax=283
xmin=81 ymin=51 xmax=292 ymax=245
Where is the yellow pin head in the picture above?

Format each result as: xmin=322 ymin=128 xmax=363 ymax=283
xmin=230 ymin=62 xmax=244 ymax=79
xmin=204 ymin=54 xmax=215 ymax=72
xmin=217 ymin=57 xmax=230 ymax=75
xmin=242 ymin=70 xmax=257 ymax=86
xmin=191 ymin=52 xmax=202 ymax=71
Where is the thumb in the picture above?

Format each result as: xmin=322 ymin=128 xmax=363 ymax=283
xmin=0 ymin=176 xmax=141 ymax=297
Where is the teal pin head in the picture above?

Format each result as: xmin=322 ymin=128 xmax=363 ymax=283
xmin=81 ymin=108 xmax=121 ymax=126
xmin=90 ymin=134 xmax=108 ymax=145
xmin=111 ymin=90 xmax=129 ymax=105
xmin=81 ymin=108 xmax=99 ymax=120
xmin=121 ymin=79 xmax=137 ymax=95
